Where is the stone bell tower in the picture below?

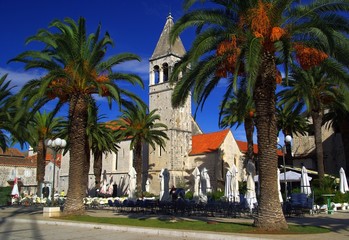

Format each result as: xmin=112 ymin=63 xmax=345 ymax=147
xmin=148 ymin=14 xmax=192 ymax=193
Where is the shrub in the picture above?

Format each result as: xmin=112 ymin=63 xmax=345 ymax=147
xmin=207 ymin=190 xmax=224 ymax=201
xmin=0 ymin=187 xmax=12 ymax=206
xmin=185 ymin=191 xmax=193 ymax=200
xmin=142 ymin=191 xmax=157 ymax=198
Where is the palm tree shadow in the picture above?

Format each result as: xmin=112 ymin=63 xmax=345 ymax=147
xmin=287 ymin=212 xmax=349 ymax=233
xmin=0 ymin=206 xmax=44 ymax=240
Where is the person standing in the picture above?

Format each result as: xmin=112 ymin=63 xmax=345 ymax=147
xmin=42 ymin=184 xmax=50 ymax=198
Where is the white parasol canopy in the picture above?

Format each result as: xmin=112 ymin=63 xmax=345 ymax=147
xmin=230 ymin=164 xmax=240 ymax=202
xmin=100 ymin=179 xmax=108 ymax=194
xmin=11 ymin=177 xmax=19 ymax=198
xmin=128 ymin=167 xmax=137 ymax=200
xmin=339 ymin=167 xmax=349 ymax=194
xmin=301 ymin=166 xmax=311 ymax=196
xmin=224 ymin=170 xmax=232 ymax=199
xmin=254 ymin=170 xmax=312 ymax=182
xmin=159 ymin=168 xmax=170 ymax=201
xmin=192 ymin=167 xmax=201 ymax=203
xmin=245 ymin=160 xmax=257 ymax=211
xmin=201 ymin=167 xmax=212 ymax=194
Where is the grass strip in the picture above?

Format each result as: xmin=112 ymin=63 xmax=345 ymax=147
xmin=61 ymin=215 xmax=330 ymax=234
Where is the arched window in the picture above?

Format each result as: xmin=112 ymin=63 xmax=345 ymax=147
xmin=163 ymin=63 xmax=169 ymax=82
xmin=154 ymin=65 xmax=160 ymax=84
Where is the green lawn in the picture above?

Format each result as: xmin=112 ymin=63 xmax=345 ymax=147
xmin=61 ymin=215 xmax=330 ymax=235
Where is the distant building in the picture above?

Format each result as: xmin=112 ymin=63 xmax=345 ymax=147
xmin=0 ymin=148 xmax=36 ymax=195
xmin=0 ymin=147 xmax=62 ymax=198
xmin=292 ymin=121 xmax=346 ymax=175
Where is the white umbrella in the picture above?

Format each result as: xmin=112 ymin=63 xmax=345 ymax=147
xmin=192 ymin=167 xmax=201 ymax=203
xmin=339 ymin=167 xmax=349 ymax=194
xmin=100 ymin=179 xmax=108 ymax=194
xmin=255 ymin=170 xmax=313 ymax=182
xmin=230 ymin=164 xmax=240 ymax=202
xmin=277 ymin=169 xmax=283 ymax=203
xmin=145 ymin=179 xmax=150 ymax=192
xmin=245 ymin=160 xmax=257 ymax=211
xmin=11 ymin=177 xmax=19 ymax=198
xmin=201 ymin=167 xmax=212 ymax=194
xmin=159 ymin=168 xmax=170 ymax=201
xmin=301 ymin=166 xmax=311 ymax=196
xmin=128 ymin=167 xmax=137 ymax=200
xmin=224 ymin=170 xmax=232 ymax=199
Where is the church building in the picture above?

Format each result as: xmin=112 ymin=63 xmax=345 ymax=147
xmin=59 ymin=14 xmax=243 ymax=197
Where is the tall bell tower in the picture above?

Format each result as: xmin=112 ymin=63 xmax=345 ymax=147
xmin=148 ymin=14 xmax=192 ymax=193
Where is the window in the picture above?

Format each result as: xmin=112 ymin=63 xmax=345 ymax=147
xmin=154 ymin=65 xmax=160 ymax=84
xmin=163 ymin=63 xmax=169 ymax=81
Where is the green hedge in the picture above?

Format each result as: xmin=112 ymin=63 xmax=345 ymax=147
xmin=0 ymin=187 xmax=12 ymax=206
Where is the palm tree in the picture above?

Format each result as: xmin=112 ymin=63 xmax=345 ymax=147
xmin=279 ymin=65 xmax=348 ymax=183
xmin=27 ymin=111 xmax=64 ymax=196
xmin=9 ymin=17 xmax=144 ymax=215
xmin=169 ymin=0 xmax=349 ymax=230
xmin=276 ymin=105 xmax=309 ymax=165
xmin=87 ymin=98 xmax=120 ymax=191
xmin=116 ymin=104 xmax=168 ymax=194
xmin=323 ymin=86 xmax=349 ymax=171
xmin=0 ymin=74 xmax=15 ymax=151
xmin=9 ymin=108 xmax=64 ymax=196
xmin=219 ymin=86 xmax=255 ymax=166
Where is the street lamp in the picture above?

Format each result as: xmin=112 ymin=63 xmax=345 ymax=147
xmin=277 ymin=135 xmax=292 ymax=202
xmin=45 ymin=138 xmax=66 ymax=204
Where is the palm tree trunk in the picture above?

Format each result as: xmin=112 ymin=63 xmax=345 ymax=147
xmin=36 ymin=140 xmax=46 ymax=196
xmin=253 ymin=51 xmax=288 ymax=230
xmin=134 ymin=141 xmax=143 ymax=195
xmin=311 ymin=110 xmax=325 ymax=185
xmin=63 ymin=94 xmax=89 ymax=216
xmin=93 ymin=151 xmax=103 ymax=190
xmin=244 ymin=116 xmax=255 ymax=166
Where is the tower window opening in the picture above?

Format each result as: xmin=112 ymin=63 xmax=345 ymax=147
xmin=163 ymin=63 xmax=169 ymax=82
xmin=154 ymin=65 xmax=160 ymax=84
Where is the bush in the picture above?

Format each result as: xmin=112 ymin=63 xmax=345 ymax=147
xmin=185 ymin=191 xmax=193 ymax=200
xmin=311 ymin=176 xmax=338 ymax=205
xmin=142 ymin=191 xmax=157 ymax=198
xmin=207 ymin=190 xmax=224 ymax=201
xmin=0 ymin=187 xmax=12 ymax=206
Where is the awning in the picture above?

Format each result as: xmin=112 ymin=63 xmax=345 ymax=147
xmin=254 ymin=170 xmax=312 ymax=182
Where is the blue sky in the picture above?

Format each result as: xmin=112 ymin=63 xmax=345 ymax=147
xmin=0 ymin=0 xmax=256 ymax=149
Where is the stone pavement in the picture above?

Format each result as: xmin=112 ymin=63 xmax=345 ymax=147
xmin=0 ymin=206 xmax=348 ymax=240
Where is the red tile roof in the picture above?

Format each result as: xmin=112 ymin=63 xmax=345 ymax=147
xmin=0 ymin=148 xmax=62 ymax=168
xmin=0 ymin=148 xmax=36 ymax=167
xmin=236 ymin=141 xmax=258 ymax=154
xmin=190 ymin=129 xmax=230 ymax=155
xmin=236 ymin=140 xmax=283 ymax=156
xmin=0 ymin=148 xmax=25 ymax=157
